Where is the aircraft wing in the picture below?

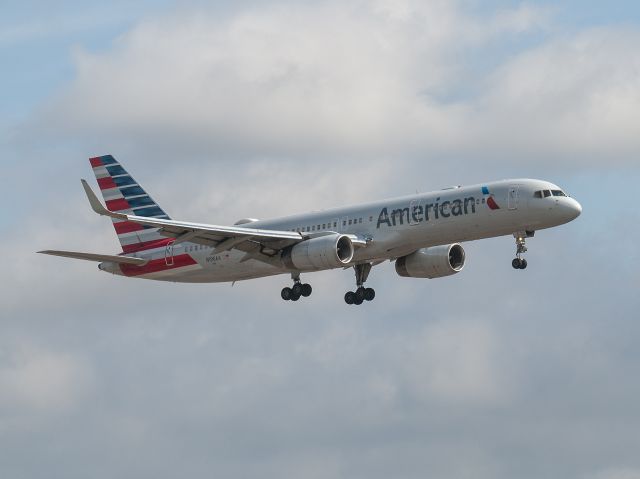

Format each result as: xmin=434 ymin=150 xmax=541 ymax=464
xmin=81 ymin=180 xmax=304 ymax=259
xmin=38 ymin=250 xmax=148 ymax=265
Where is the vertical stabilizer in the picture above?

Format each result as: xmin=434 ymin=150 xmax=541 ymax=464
xmin=89 ymin=155 xmax=171 ymax=253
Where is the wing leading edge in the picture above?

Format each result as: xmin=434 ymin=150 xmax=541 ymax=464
xmin=81 ymin=179 xmax=304 ymax=258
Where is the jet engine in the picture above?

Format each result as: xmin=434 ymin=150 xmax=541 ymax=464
xmin=282 ymin=234 xmax=355 ymax=271
xmin=395 ymin=244 xmax=465 ymax=278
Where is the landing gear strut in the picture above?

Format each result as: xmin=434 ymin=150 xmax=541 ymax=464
xmin=512 ymin=232 xmax=530 ymax=269
xmin=345 ymin=263 xmax=376 ymax=305
xmin=281 ymin=273 xmax=312 ymax=301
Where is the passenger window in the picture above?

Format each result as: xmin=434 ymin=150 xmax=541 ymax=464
xmin=369 ymin=216 xmax=373 ymax=222
xmin=348 ymin=219 xmax=352 ymax=225
xmin=481 ymin=198 xmax=485 ymax=203
xmin=543 ymin=190 xmax=551 ymax=198
xmin=359 ymin=218 xmax=362 ymax=223
xmin=333 ymin=222 xmax=337 ymax=227
xmin=322 ymin=224 xmax=326 ymax=229
xmin=343 ymin=221 xmax=346 ymax=226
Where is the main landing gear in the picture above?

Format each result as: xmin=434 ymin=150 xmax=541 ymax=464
xmin=512 ymin=231 xmax=533 ymax=270
xmin=345 ymin=263 xmax=376 ymax=305
xmin=281 ymin=273 xmax=312 ymax=301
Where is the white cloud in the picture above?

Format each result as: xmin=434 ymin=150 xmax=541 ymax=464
xmin=24 ymin=2 xmax=533 ymax=159
xmin=469 ymin=28 xmax=640 ymax=161
xmin=31 ymin=1 xmax=640 ymax=168
xmin=491 ymin=3 xmax=553 ymax=34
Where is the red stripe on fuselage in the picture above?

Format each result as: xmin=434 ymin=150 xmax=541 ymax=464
xmin=97 ymin=177 xmax=117 ymax=190
xmin=106 ymin=198 xmax=130 ymax=211
xmin=121 ymin=237 xmax=174 ymax=254
xmin=119 ymin=254 xmax=197 ymax=277
xmin=89 ymin=157 xmax=103 ymax=167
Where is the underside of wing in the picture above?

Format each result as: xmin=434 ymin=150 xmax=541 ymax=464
xmin=38 ymin=250 xmax=148 ymax=265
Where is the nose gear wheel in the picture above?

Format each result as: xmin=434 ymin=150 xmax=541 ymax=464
xmin=512 ymin=232 xmax=529 ymax=269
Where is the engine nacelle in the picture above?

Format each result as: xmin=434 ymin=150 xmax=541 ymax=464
xmin=282 ymin=234 xmax=354 ymax=271
xmin=395 ymin=244 xmax=465 ymax=278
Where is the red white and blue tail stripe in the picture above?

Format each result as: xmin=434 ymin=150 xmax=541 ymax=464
xmin=90 ymin=155 xmax=171 ymax=254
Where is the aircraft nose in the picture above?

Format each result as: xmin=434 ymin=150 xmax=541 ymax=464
xmin=565 ymin=198 xmax=582 ymax=220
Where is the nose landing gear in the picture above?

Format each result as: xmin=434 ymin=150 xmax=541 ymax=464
xmin=281 ymin=273 xmax=312 ymax=301
xmin=512 ymin=232 xmax=532 ymax=269
xmin=345 ymin=263 xmax=376 ymax=305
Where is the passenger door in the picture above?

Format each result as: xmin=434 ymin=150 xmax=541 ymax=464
xmin=508 ymin=185 xmax=519 ymax=210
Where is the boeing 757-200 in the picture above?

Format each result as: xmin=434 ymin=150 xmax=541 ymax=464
xmin=39 ymin=155 xmax=582 ymax=305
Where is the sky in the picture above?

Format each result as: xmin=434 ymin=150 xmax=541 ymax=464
xmin=1 ymin=1 xmax=640 ymax=478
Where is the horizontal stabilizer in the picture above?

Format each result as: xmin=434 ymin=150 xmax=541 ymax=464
xmin=38 ymin=250 xmax=148 ymax=265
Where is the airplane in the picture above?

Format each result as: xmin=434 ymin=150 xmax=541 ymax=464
xmin=39 ymin=155 xmax=582 ymax=305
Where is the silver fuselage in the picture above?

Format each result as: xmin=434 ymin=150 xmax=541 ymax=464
xmin=102 ymin=178 xmax=581 ymax=282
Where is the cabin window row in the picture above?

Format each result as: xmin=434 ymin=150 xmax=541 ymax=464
xmin=288 ymin=216 xmax=372 ymax=233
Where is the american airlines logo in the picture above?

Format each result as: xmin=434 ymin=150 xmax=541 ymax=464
xmin=376 ymin=186 xmax=502 ymax=229
xmin=376 ymin=195 xmax=479 ymax=229
xmin=482 ymin=186 xmax=500 ymax=210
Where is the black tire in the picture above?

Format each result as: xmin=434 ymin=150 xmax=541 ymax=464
xmin=355 ymin=287 xmax=366 ymax=302
xmin=281 ymin=287 xmax=292 ymax=301
xmin=519 ymin=258 xmax=528 ymax=269
xmin=354 ymin=296 xmax=364 ymax=305
xmin=344 ymin=291 xmax=355 ymax=305
xmin=364 ymin=288 xmax=375 ymax=301
xmin=512 ymin=258 xmax=521 ymax=269
xmin=292 ymin=283 xmax=303 ymax=296
xmin=301 ymin=283 xmax=312 ymax=297
xmin=291 ymin=291 xmax=301 ymax=301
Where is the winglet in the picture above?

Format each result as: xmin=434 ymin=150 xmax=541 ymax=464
xmin=81 ymin=179 xmax=124 ymax=219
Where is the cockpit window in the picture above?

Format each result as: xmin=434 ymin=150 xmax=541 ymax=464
xmin=534 ymin=191 xmax=542 ymax=198
xmin=551 ymin=190 xmax=566 ymax=197
xmin=543 ymin=190 xmax=551 ymax=198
